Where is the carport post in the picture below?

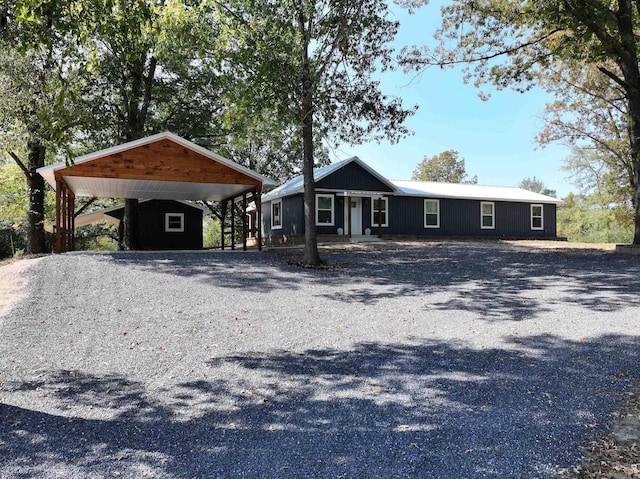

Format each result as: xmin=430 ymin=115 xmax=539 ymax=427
xmin=221 ymin=200 xmax=227 ymax=250
xmin=230 ymin=197 xmax=236 ymax=250
xmin=242 ymin=193 xmax=247 ymax=251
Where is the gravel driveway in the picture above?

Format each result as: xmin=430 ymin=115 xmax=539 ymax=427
xmin=1 ymin=242 xmax=640 ymax=478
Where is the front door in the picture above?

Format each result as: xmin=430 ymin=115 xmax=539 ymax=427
xmin=349 ymin=197 xmax=362 ymax=235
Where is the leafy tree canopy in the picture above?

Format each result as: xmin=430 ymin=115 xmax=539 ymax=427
xmin=518 ymin=176 xmax=556 ymax=197
xmin=411 ymin=150 xmax=477 ymax=184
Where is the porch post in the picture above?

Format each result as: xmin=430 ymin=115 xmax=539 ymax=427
xmin=346 ymin=196 xmax=351 ymax=238
xmin=377 ymin=196 xmax=382 ymax=239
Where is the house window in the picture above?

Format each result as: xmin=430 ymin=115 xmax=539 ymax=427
xmin=480 ymin=202 xmax=495 ymax=229
xmin=372 ymin=197 xmax=388 ymax=227
xmin=165 ymin=213 xmax=184 ymax=232
xmin=316 ymin=194 xmax=334 ymax=226
xmin=531 ymin=204 xmax=544 ymax=230
xmin=424 ymin=199 xmax=440 ymax=228
xmin=271 ymin=199 xmax=282 ymax=229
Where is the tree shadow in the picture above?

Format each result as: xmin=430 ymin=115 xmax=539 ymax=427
xmin=3 ymin=334 xmax=639 ymax=478
xmin=71 ymin=244 xmax=640 ymax=322
xmin=313 ymin=244 xmax=640 ymax=320
xmin=85 ymin=250 xmax=309 ymax=293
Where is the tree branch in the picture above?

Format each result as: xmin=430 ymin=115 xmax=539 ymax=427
xmin=7 ymin=150 xmax=33 ymax=184
xmin=598 ymin=65 xmax=628 ymax=90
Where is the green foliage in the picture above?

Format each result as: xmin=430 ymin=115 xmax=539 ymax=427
xmin=518 ymin=176 xmax=556 ymax=197
xmin=74 ymin=223 xmax=118 ymax=251
xmin=203 ymin=219 xmax=221 ymax=249
xmin=558 ymin=193 xmax=633 ymax=243
xmin=411 ymin=150 xmax=477 ymax=184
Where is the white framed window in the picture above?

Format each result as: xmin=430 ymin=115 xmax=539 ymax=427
xmin=424 ymin=199 xmax=440 ymax=228
xmin=371 ymin=197 xmax=388 ymax=227
xmin=165 ymin=213 xmax=184 ymax=232
xmin=480 ymin=202 xmax=495 ymax=229
xmin=271 ymin=199 xmax=282 ymax=229
xmin=316 ymin=194 xmax=334 ymax=226
xmin=531 ymin=204 xmax=544 ymax=230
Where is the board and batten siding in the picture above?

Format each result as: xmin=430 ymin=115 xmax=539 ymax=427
xmin=108 ymin=199 xmax=203 ymax=250
xmin=388 ymin=197 xmax=557 ymax=238
xmin=315 ymin=162 xmax=395 ymax=192
xmin=263 ymin=194 xmax=305 ymax=237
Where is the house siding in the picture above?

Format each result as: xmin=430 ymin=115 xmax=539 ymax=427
xmin=263 ymin=195 xmax=305 ymax=237
xmin=315 ymin=162 xmax=394 ymax=192
xmin=388 ymin=197 xmax=557 ymax=238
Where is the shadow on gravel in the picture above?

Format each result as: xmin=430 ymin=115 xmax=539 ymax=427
xmin=98 ymin=251 xmax=308 ymax=293
xmin=84 ymin=244 xmax=640 ymax=322
xmin=2 ymin=334 xmax=639 ymax=478
xmin=313 ymin=244 xmax=640 ymax=321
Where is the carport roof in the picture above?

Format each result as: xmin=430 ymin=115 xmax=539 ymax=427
xmin=37 ymin=132 xmax=277 ymax=201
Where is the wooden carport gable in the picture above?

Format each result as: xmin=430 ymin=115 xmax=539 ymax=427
xmin=38 ymin=132 xmax=276 ymax=253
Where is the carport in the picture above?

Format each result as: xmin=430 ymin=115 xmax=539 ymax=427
xmin=37 ymin=132 xmax=276 ymax=253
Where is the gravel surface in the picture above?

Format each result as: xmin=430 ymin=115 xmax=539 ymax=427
xmin=1 ymin=242 xmax=640 ymax=478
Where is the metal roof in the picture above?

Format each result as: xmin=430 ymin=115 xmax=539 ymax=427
xmin=37 ymin=132 xmax=276 ymax=201
xmin=261 ymin=158 xmax=563 ymax=205
xmin=392 ymin=180 xmax=564 ymax=204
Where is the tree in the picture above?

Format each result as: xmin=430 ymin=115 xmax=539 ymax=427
xmin=70 ymin=0 xmax=229 ymax=249
xmin=401 ymin=0 xmax=640 ymax=244
xmin=0 ymin=0 xmax=88 ymax=254
xmin=411 ymin=150 xmax=477 ymax=184
xmin=518 ymin=177 xmax=556 ymax=197
xmin=221 ymin=0 xmax=415 ymax=264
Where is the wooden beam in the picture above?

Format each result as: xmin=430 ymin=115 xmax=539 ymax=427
xmin=242 ymin=193 xmax=247 ymax=251
xmin=230 ymin=197 xmax=236 ymax=250
xmin=54 ymin=139 xmax=262 ymax=186
xmin=255 ymin=189 xmax=262 ymax=251
xmin=221 ymin=200 xmax=227 ymax=250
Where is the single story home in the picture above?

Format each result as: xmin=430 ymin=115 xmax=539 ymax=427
xmin=261 ymin=157 xmax=564 ymax=244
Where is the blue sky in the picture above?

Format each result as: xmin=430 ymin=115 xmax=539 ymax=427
xmin=333 ymin=1 xmax=574 ymax=198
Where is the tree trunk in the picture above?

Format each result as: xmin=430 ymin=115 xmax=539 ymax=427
xmin=299 ymin=8 xmax=321 ymax=266
xmin=616 ymin=0 xmax=640 ymax=244
xmin=26 ymin=138 xmax=46 ymax=254
xmin=120 ymin=198 xmax=140 ymax=250
xmin=120 ymin=55 xmax=157 ymax=250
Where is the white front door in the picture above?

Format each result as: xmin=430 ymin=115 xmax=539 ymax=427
xmin=349 ymin=197 xmax=362 ymax=235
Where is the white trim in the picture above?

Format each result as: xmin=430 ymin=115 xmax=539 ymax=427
xmin=316 ymin=193 xmax=335 ymax=226
xmin=480 ymin=201 xmax=495 ymax=229
xmin=371 ymin=197 xmax=389 ymax=227
xmin=271 ymin=199 xmax=283 ymax=230
xmin=424 ymin=199 xmax=440 ymax=228
xmin=531 ymin=204 xmax=544 ymax=230
xmin=165 ymin=212 xmax=185 ymax=232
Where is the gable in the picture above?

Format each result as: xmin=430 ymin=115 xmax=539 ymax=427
xmin=57 ymin=138 xmax=261 ymax=186
xmin=315 ymin=161 xmax=395 ymax=192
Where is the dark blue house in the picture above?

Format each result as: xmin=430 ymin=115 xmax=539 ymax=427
xmin=261 ymin=157 xmax=563 ymax=245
